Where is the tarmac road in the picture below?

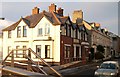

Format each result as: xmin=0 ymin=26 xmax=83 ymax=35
xmin=63 ymin=64 xmax=98 ymax=77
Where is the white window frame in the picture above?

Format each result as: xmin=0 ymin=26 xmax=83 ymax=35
xmin=38 ymin=28 xmax=43 ymax=36
xmin=23 ymin=26 xmax=27 ymax=37
xmin=45 ymin=23 xmax=50 ymax=35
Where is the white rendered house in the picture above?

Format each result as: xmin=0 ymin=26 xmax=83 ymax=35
xmin=2 ymin=4 xmax=90 ymax=65
xmin=2 ymin=5 xmax=71 ymax=65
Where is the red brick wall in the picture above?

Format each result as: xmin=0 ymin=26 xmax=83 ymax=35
xmin=60 ymin=35 xmax=73 ymax=64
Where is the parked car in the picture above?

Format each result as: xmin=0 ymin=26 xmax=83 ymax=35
xmin=94 ymin=61 xmax=119 ymax=77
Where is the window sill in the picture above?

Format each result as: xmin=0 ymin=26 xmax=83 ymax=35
xmin=44 ymin=58 xmax=53 ymax=59
xmin=23 ymin=36 xmax=27 ymax=37
xmin=64 ymin=58 xmax=70 ymax=59
xmin=37 ymin=35 xmax=43 ymax=37
xmin=33 ymin=57 xmax=53 ymax=59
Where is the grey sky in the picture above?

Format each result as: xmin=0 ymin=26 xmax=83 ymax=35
xmin=0 ymin=1 xmax=119 ymax=35
xmin=1 ymin=0 xmax=120 ymax=2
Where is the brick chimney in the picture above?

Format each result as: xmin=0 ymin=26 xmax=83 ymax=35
xmin=49 ymin=3 xmax=56 ymax=12
xmin=56 ymin=7 xmax=64 ymax=16
xmin=72 ymin=10 xmax=83 ymax=23
xmin=32 ymin=7 xmax=39 ymax=15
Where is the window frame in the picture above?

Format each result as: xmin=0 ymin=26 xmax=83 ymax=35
xmin=16 ymin=46 xmax=20 ymax=57
xmin=17 ymin=26 xmax=21 ymax=38
xmin=23 ymin=46 xmax=27 ymax=58
xmin=8 ymin=30 xmax=11 ymax=38
xmin=38 ymin=28 xmax=43 ymax=36
xmin=45 ymin=45 xmax=50 ymax=58
xmin=36 ymin=45 xmax=41 ymax=58
xmin=23 ymin=26 xmax=27 ymax=37
xmin=64 ymin=45 xmax=70 ymax=58
xmin=76 ymin=46 xmax=79 ymax=57
xmin=45 ymin=23 xmax=50 ymax=35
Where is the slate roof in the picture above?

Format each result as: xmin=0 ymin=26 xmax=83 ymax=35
xmin=2 ymin=11 xmax=69 ymax=31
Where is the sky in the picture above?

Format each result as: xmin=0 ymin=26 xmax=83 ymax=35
xmin=0 ymin=0 xmax=119 ymax=35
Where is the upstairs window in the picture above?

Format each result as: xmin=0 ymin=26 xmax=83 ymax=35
xmin=17 ymin=26 xmax=21 ymax=37
xmin=67 ymin=25 xmax=71 ymax=37
xmin=8 ymin=31 xmax=11 ymax=38
xmin=23 ymin=26 xmax=27 ymax=37
xmin=85 ymin=33 xmax=88 ymax=41
xmin=38 ymin=28 xmax=43 ymax=36
xmin=79 ymin=32 xmax=81 ymax=40
xmin=45 ymin=23 xmax=50 ymax=35
xmin=62 ymin=25 xmax=67 ymax=36
xmin=75 ymin=29 xmax=78 ymax=39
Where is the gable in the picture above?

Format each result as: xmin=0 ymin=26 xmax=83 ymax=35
xmin=83 ymin=20 xmax=92 ymax=30
xmin=35 ymin=16 xmax=53 ymax=28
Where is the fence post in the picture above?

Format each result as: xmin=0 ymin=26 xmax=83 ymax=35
xmin=11 ymin=51 xmax=14 ymax=67
xmin=27 ymin=50 xmax=31 ymax=71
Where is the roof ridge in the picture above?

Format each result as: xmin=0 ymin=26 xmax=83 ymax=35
xmin=51 ymin=12 xmax=61 ymax=24
xmin=59 ymin=16 xmax=68 ymax=18
xmin=22 ymin=18 xmax=30 ymax=26
xmin=2 ymin=18 xmax=22 ymax=31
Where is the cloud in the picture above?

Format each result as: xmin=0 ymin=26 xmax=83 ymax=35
xmin=0 ymin=19 xmax=14 ymax=32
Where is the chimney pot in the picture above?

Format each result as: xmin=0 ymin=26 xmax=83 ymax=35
xmin=49 ymin=3 xmax=56 ymax=12
xmin=32 ymin=7 xmax=39 ymax=15
xmin=56 ymin=7 xmax=64 ymax=16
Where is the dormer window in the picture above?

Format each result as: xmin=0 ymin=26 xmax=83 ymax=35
xmin=8 ymin=31 xmax=11 ymax=38
xmin=17 ymin=26 xmax=21 ymax=38
xmin=23 ymin=26 xmax=27 ymax=37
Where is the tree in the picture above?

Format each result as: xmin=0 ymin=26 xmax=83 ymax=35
xmin=95 ymin=52 xmax=104 ymax=59
xmin=95 ymin=45 xmax=105 ymax=59
xmin=97 ymin=45 xmax=105 ymax=53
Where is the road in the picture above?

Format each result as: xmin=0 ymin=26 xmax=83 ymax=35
xmin=62 ymin=59 xmax=120 ymax=77
xmin=60 ymin=62 xmax=100 ymax=77
xmin=63 ymin=64 xmax=98 ymax=77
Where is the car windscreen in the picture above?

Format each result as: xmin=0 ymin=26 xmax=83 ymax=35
xmin=100 ymin=63 xmax=116 ymax=69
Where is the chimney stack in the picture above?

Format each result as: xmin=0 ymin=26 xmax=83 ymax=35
xmin=32 ymin=7 xmax=39 ymax=15
xmin=56 ymin=7 xmax=64 ymax=16
xmin=72 ymin=10 xmax=83 ymax=23
xmin=49 ymin=3 xmax=56 ymax=12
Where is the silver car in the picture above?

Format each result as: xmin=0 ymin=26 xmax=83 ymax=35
xmin=95 ymin=61 xmax=119 ymax=77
